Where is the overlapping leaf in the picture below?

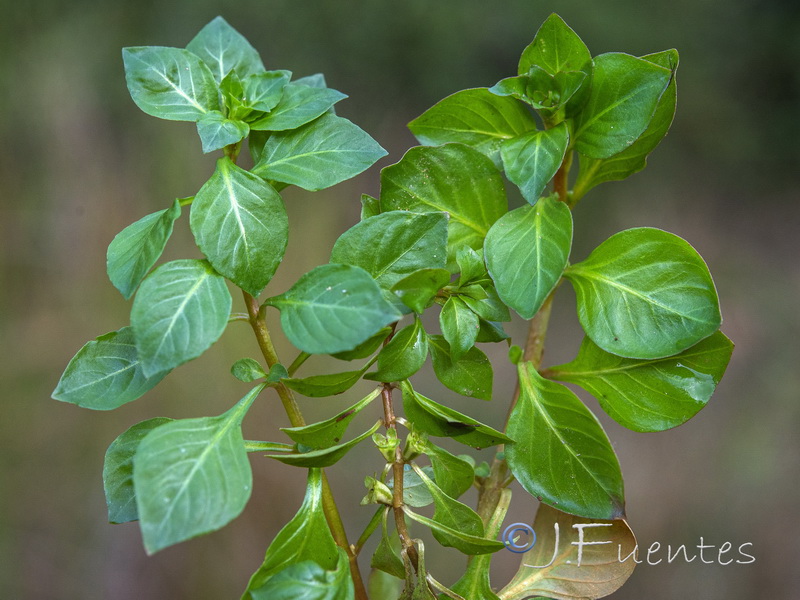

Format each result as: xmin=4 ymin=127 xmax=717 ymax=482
xmin=501 ymin=123 xmax=569 ymax=203
xmin=186 ymin=16 xmax=265 ymax=82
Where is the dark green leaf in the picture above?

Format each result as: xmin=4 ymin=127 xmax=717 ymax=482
xmin=439 ymin=297 xmax=480 ymax=361
xmin=408 ymin=88 xmax=537 ymax=166
xmin=428 ymin=335 xmax=492 ymax=400
xmin=484 ymin=196 xmax=572 ymax=319
xmin=106 ymin=199 xmax=181 ymax=299
xmin=231 ymin=358 xmax=267 ymax=382
xmin=103 ymin=417 xmax=173 ymax=523
xmin=268 ymin=421 xmax=381 ymax=468
xmin=460 ymin=285 xmax=512 ymax=322
xmin=380 ymin=144 xmax=507 ymax=264
xmin=243 ymin=469 xmax=340 ymax=598
xmin=242 ymin=70 xmax=292 ymax=112
xmin=390 ymin=268 xmax=451 ymax=314
xmin=367 ymin=319 xmax=428 ymax=382
xmin=371 ymin=509 xmax=406 ymax=579
xmin=501 ymin=123 xmax=569 ymax=203
xmin=134 ymin=385 xmax=262 ymax=553
xmin=475 ymin=319 xmax=510 ymax=343
xmin=281 ymin=388 xmax=381 ymax=448
xmin=403 ymin=507 xmax=504 ymax=555
xmin=455 ymin=247 xmax=485 ymax=286
xmin=400 ymin=382 xmax=510 ymax=448
xmin=253 ymin=113 xmax=387 ymax=191
xmin=506 ymin=362 xmax=625 ymax=520
xmin=519 ymin=14 xmax=592 ymax=77
xmin=267 ymin=264 xmax=401 ymax=355
xmin=248 ymin=84 xmax=347 ymax=131
xmin=249 ymin=130 xmax=268 ymax=164
xmin=251 ymin=555 xmax=353 ymax=600
xmin=331 ymin=326 xmax=392 ymax=361
xmin=549 ymin=331 xmax=733 ymax=432
xmin=565 ymin=227 xmax=722 ymax=359
xmin=573 ymin=53 xmax=672 ymax=159
xmin=196 ymin=110 xmax=249 ymax=153
xmin=122 ymin=46 xmax=219 ymax=121
xmin=190 ymin=157 xmax=288 ymax=296
xmin=186 ymin=16 xmax=264 ymax=82
xmin=426 ymin=443 xmax=474 ymax=499
xmin=282 ymin=361 xmax=373 ymax=397
xmin=53 ymin=327 xmax=169 ymax=410
xmin=330 ymin=211 xmax=448 ymax=289
xmin=360 ymin=193 xmax=381 ymax=220
xmin=131 ymin=259 xmax=232 ymax=376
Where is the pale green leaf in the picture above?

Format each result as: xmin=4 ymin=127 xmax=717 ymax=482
xmin=196 ymin=110 xmax=249 ymax=153
xmin=242 ymin=70 xmax=292 ymax=112
xmin=251 ymin=555 xmax=353 ymax=600
xmin=267 ymin=421 xmax=382 ymax=468
xmin=248 ymin=84 xmax=347 ymax=131
xmin=231 ymin=358 xmax=268 ymax=382
xmin=186 ymin=16 xmax=265 ymax=82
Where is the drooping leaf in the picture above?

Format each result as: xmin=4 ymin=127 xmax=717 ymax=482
xmin=248 ymin=84 xmax=347 ymax=131
xmin=484 ymin=195 xmax=572 ymax=319
xmin=330 ymin=211 xmax=448 ymax=289
xmin=251 ymin=554 xmax=353 ymax=600
xmin=131 ymin=259 xmax=232 ymax=376
xmin=231 ymin=357 xmax=268 ymax=382
xmin=572 ymin=53 xmax=672 ymax=159
xmin=366 ymin=319 xmax=429 ymax=382
xmin=190 ymin=157 xmax=288 ymax=296
xmin=106 ymin=199 xmax=181 ymax=299
xmin=103 ymin=417 xmax=173 ymax=524
xmin=267 ymin=421 xmax=382 ymax=468
xmin=408 ymin=88 xmax=538 ymax=166
xmin=282 ymin=362 xmax=372 ymax=397
xmin=134 ymin=385 xmax=262 ymax=553
xmin=505 ymin=362 xmax=625 ymax=520
xmin=501 ymin=123 xmax=569 ymax=203
xmin=266 ymin=264 xmax=401 ymax=355
xmin=391 ymin=268 xmax=451 ymax=314
xmin=400 ymin=382 xmax=510 ymax=449
xmin=403 ymin=506 xmax=504 ymax=555
xmin=439 ymin=297 xmax=480 ymax=361
xmin=426 ymin=443 xmax=474 ymax=499
xmin=499 ymin=504 xmax=637 ymax=600
xmin=371 ymin=508 xmax=406 ymax=579
xmin=518 ymin=14 xmax=592 ymax=78
xmin=281 ymin=388 xmax=381 ymax=448
xmin=196 ymin=110 xmax=249 ymax=153
xmin=428 ymin=335 xmax=493 ymax=400
xmin=253 ymin=113 xmax=387 ymax=191
xmin=565 ymin=227 xmax=721 ymax=359
xmin=380 ymin=144 xmax=507 ymax=264
xmin=186 ymin=16 xmax=265 ymax=83
xmin=243 ymin=469 xmax=340 ymax=598
xmin=548 ymin=331 xmax=733 ymax=432
xmin=241 ymin=70 xmax=292 ymax=112
xmin=52 ymin=327 xmax=169 ymax=410
xmin=122 ymin=46 xmax=219 ymax=121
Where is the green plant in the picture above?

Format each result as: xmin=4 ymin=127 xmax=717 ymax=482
xmin=53 ymin=14 xmax=733 ymax=600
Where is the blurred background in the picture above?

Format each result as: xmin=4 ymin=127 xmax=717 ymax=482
xmin=1 ymin=0 xmax=798 ymax=598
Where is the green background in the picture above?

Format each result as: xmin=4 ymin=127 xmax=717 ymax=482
xmin=1 ymin=0 xmax=798 ymax=598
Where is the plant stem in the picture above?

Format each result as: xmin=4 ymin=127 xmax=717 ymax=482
xmin=553 ymin=150 xmax=573 ymax=203
xmin=241 ymin=290 xmax=368 ymax=600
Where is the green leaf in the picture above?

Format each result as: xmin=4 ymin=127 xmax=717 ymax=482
xmin=380 ymin=144 xmax=507 ymax=264
xmin=52 ymin=327 xmax=169 ymax=410
xmin=267 ymin=421 xmax=382 ymax=468
xmin=548 ymin=331 xmax=732 ymax=432
xmin=282 ymin=361 xmax=372 ymax=397
xmin=186 ymin=16 xmax=265 ymax=82
xmin=231 ymin=358 xmax=267 ymax=382
xmin=371 ymin=509 xmax=406 ymax=579
xmin=565 ymin=227 xmax=722 ymax=359
xmin=106 ymin=199 xmax=181 ymax=299
xmin=391 ymin=268 xmax=451 ymax=314
xmin=400 ymin=382 xmax=510 ymax=449
xmin=122 ymin=46 xmax=219 ymax=121
xmin=330 ymin=211 xmax=448 ymax=289
xmin=196 ymin=110 xmax=249 ymax=153
xmin=331 ymin=326 xmax=392 ymax=361
xmin=360 ymin=193 xmax=381 ymax=220
xmin=455 ymin=247 xmax=486 ymax=286
xmin=243 ymin=469 xmax=340 ymax=598
xmin=103 ymin=417 xmax=173 ymax=523
xmin=476 ymin=319 xmax=510 ymax=343
xmin=248 ymin=84 xmax=347 ymax=131
xmin=506 ymin=362 xmax=625 ymax=520
xmin=294 ymin=73 xmax=327 ymax=88
xmin=281 ymin=388 xmax=381 ymax=448
xmin=484 ymin=196 xmax=572 ymax=319
xmin=191 ymin=158 xmax=287 ymax=296
xmin=439 ymin=297 xmax=480 ymax=361
xmin=403 ymin=507 xmax=504 ymax=556
xmin=242 ymin=70 xmax=292 ymax=112
xmin=426 ymin=443 xmax=474 ymax=499
xmin=428 ymin=335 xmax=492 ymax=400
xmin=134 ymin=385 xmax=262 ymax=553
xmin=366 ymin=319 xmax=429 ymax=382
xmin=501 ymin=124 xmax=569 ymax=203
xmin=408 ymin=88 xmax=537 ymax=166
xmin=253 ymin=113 xmax=387 ymax=191
xmin=460 ymin=285 xmax=511 ymax=323
xmin=573 ymin=50 xmax=678 ymax=197
xmin=251 ymin=555 xmax=353 ymax=600
xmin=388 ymin=465 xmax=436 ymax=508
xmin=573 ymin=53 xmax=672 ymax=159
xmin=131 ymin=259 xmax=231 ymax=376
xmin=266 ymin=264 xmax=402 ymax=355
xmin=245 ymin=440 xmax=294 ymax=453
xmin=519 ymin=14 xmax=592 ymax=77
xmin=368 ymin=569 xmax=403 ymax=598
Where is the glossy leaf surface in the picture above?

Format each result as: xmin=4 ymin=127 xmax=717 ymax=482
xmin=391 ymin=268 xmax=451 ymax=314
xmin=549 ymin=331 xmax=732 ymax=431
xmin=426 ymin=443 xmax=474 ymax=499
xmin=565 ymin=228 xmax=721 ymax=359
xmin=106 ymin=199 xmax=181 ymax=299
xmin=501 ymin=123 xmax=569 ymax=203
xmin=485 ymin=195 xmax=572 ymax=319
xmin=367 ymin=319 xmax=429 ymax=382
xmin=186 ymin=16 xmax=264 ymax=82
xmin=131 ymin=259 xmax=231 ymax=376
xmin=439 ymin=297 xmax=480 ymax=361
xmin=518 ymin=13 xmax=592 ymax=77
xmin=231 ymin=358 xmax=268 ymax=383
xmin=428 ymin=335 xmax=493 ymax=400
